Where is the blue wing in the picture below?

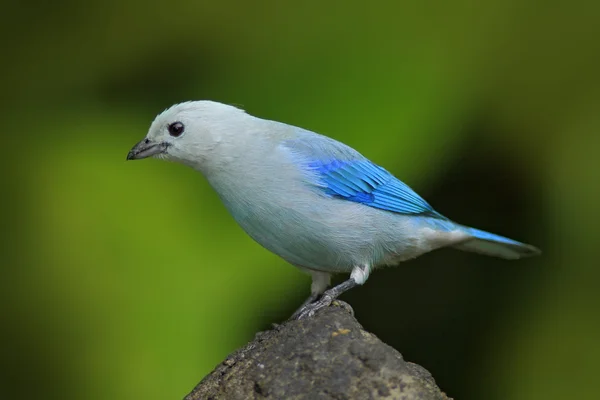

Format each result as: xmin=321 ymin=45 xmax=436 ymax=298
xmin=282 ymin=129 xmax=444 ymax=219
xmin=308 ymin=158 xmax=443 ymax=218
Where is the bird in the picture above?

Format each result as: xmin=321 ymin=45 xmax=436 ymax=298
xmin=127 ymin=100 xmax=540 ymax=319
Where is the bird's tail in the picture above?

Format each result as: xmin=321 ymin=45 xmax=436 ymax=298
xmin=453 ymin=226 xmax=541 ymax=260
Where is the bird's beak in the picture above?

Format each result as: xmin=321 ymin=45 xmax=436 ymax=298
xmin=126 ymin=139 xmax=168 ymax=160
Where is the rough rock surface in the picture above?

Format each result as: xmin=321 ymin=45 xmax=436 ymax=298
xmin=185 ymin=303 xmax=451 ymax=400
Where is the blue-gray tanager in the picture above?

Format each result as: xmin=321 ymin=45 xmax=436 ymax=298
xmin=127 ymin=101 xmax=540 ymax=319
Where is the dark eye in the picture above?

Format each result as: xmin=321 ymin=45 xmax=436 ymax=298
xmin=168 ymin=122 xmax=185 ymax=137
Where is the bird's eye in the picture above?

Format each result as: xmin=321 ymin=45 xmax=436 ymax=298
xmin=168 ymin=122 xmax=185 ymax=137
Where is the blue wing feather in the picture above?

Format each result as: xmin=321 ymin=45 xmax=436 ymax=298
xmin=311 ymin=159 xmax=442 ymax=218
xmin=283 ymin=129 xmax=444 ymax=219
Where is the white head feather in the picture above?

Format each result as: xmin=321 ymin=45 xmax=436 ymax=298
xmin=145 ymin=101 xmax=258 ymax=170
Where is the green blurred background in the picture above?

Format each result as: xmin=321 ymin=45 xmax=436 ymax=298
xmin=1 ymin=1 xmax=599 ymax=399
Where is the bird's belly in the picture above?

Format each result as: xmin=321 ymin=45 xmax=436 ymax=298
xmin=234 ymin=212 xmax=356 ymax=272
xmin=225 ymin=194 xmax=426 ymax=273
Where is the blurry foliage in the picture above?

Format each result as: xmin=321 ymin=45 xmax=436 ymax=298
xmin=1 ymin=1 xmax=599 ymax=399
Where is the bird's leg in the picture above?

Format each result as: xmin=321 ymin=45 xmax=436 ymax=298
xmin=293 ymin=265 xmax=370 ymax=320
xmin=295 ymin=293 xmax=320 ymax=311
xmin=291 ymin=271 xmax=331 ymax=319
xmin=293 ymin=279 xmax=357 ymax=320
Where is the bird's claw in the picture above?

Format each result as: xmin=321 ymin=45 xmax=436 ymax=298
xmin=293 ymin=294 xmax=333 ymax=320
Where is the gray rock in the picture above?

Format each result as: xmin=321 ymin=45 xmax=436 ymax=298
xmin=185 ymin=302 xmax=451 ymax=400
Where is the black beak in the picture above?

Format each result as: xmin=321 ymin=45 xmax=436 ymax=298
xmin=126 ymin=139 xmax=168 ymax=160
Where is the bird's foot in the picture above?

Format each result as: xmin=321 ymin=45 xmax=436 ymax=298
xmin=291 ymin=277 xmax=359 ymax=319
xmin=293 ymin=294 xmax=334 ymax=320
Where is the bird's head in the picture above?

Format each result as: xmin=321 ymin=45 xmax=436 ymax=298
xmin=126 ymin=101 xmax=249 ymax=169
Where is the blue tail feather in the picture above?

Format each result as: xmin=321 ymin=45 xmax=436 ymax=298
xmin=454 ymin=226 xmax=541 ymax=259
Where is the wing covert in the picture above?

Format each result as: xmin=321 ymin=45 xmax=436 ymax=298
xmin=281 ymin=129 xmax=443 ymax=218
xmin=308 ymin=158 xmax=441 ymax=217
